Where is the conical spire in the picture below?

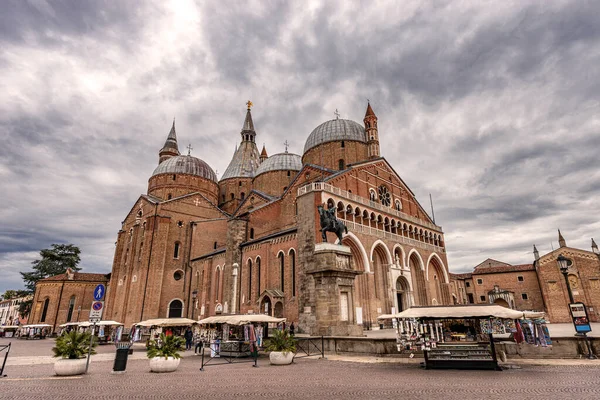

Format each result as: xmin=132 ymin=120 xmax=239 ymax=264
xmin=592 ymin=238 xmax=599 ymax=254
xmin=558 ymin=229 xmax=566 ymax=248
xmin=533 ymin=244 xmax=540 ymax=261
xmin=365 ymin=101 xmax=376 ymax=118
xmin=159 ymin=119 xmax=180 ymax=164
xmin=240 ymin=101 xmax=256 ymax=143
xmin=260 ymin=144 xmax=268 ymax=163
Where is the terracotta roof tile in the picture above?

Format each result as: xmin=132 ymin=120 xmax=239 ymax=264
xmin=472 ymin=264 xmax=535 ymax=275
xmin=39 ymin=272 xmax=110 ymax=282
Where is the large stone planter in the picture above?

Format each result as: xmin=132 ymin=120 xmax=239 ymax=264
xmin=269 ymin=351 xmax=295 ymax=365
xmin=54 ymin=358 xmax=87 ymax=376
xmin=149 ymin=357 xmax=180 ymax=373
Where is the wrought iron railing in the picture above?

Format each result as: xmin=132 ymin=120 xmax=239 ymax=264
xmin=293 ymin=336 xmax=325 ymax=360
xmin=0 ymin=343 xmax=11 ymax=378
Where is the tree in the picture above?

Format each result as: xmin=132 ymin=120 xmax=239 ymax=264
xmin=1 ymin=289 xmax=29 ymax=300
xmin=19 ymin=244 xmax=82 ymax=317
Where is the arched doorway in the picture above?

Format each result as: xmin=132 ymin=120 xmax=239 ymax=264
xmin=168 ymin=300 xmax=183 ymax=318
xmin=395 ymin=277 xmax=410 ymax=312
xmin=274 ymin=302 xmax=283 ymax=318
xmin=260 ymin=296 xmax=272 ymax=316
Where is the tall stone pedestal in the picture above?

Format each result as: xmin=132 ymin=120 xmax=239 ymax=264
xmin=299 ymin=243 xmax=363 ymax=336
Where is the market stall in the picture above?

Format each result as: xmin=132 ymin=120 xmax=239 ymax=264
xmin=378 ymin=305 xmax=549 ymax=370
xmin=133 ymin=318 xmax=197 ymax=346
xmin=197 ymin=314 xmax=286 ymax=357
xmin=79 ymin=320 xmax=124 ymax=344
xmin=0 ymin=326 xmax=19 ymax=338
xmin=19 ymin=324 xmax=52 ymax=339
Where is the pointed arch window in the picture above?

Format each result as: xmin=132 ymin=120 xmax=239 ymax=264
xmin=290 ymin=249 xmax=296 ymax=297
xmin=338 ymin=159 xmax=345 ymax=170
xmin=67 ymin=296 xmax=76 ymax=322
xmin=174 ymin=242 xmax=180 ymax=259
xmin=248 ymin=259 xmax=253 ymax=301
xmin=40 ymin=298 xmax=50 ymax=322
xmin=279 ymin=252 xmax=285 ymax=292
xmin=256 ymin=257 xmax=261 ymax=299
xmin=215 ymin=268 xmax=221 ymax=301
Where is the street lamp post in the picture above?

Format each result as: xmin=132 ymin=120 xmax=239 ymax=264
xmin=192 ymin=290 xmax=198 ymax=320
xmin=557 ymin=254 xmax=596 ymax=359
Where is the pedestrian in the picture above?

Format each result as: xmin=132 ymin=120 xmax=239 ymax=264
xmin=289 ymin=322 xmax=295 ymax=336
xmin=184 ymin=327 xmax=193 ymax=350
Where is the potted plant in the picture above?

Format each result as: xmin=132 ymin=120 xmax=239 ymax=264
xmin=52 ymin=331 xmax=97 ymax=376
xmin=265 ymin=329 xmax=297 ymax=365
xmin=147 ymin=333 xmax=185 ymax=373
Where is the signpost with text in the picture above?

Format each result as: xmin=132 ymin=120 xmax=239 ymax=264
xmin=86 ymin=284 xmax=106 ymax=373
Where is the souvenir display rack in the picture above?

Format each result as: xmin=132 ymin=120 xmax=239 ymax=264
xmin=423 ymin=341 xmax=498 ymax=370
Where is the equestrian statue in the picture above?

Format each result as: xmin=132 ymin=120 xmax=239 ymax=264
xmin=317 ymin=204 xmax=348 ymax=244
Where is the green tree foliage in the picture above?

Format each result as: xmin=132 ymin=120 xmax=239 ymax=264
xmin=52 ymin=331 xmax=97 ymax=359
xmin=18 ymin=244 xmax=81 ymax=317
xmin=147 ymin=333 xmax=185 ymax=360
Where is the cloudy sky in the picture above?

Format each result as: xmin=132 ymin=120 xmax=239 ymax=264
xmin=1 ymin=0 xmax=599 ymax=293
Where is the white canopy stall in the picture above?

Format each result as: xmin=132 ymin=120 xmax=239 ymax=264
xmin=377 ymin=305 xmax=546 ymax=370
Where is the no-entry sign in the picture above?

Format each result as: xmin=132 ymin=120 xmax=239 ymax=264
xmin=90 ymin=301 xmax=104 ymax=321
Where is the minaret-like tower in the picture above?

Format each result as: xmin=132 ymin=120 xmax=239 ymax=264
xmin=558 ymin=229 xmax=567 ymax=248
xmin=533 ymin=244 xmax=540 ymax=261
xmin=260 ymin=144 xmax=268 ymax=163
xmin=364 ymin=102 xmax=380 ymax=159
xmin=219 ymin=101 xmax=261 ymax=213
xmin=158 ymin=120 xmax=180 ymax=164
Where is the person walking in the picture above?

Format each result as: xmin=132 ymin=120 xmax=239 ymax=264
xmin=289 ymin=322 xmax=295 ymax=336
xmin=184 ymin=327 xmax=193 ymax=350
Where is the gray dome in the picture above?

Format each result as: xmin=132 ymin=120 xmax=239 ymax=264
xmin=152 ymin=155 xmax=217 ymax=182
xmin=255 ymin=152 xmax=302 ymax=177
xmin=303 ymin=119 xmax=366 ymax=154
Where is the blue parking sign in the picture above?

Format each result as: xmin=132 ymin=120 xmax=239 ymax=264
xmin=93 ymin=284 xmax=105 ymax=301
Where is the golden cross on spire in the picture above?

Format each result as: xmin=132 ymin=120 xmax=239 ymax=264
xmin=246 ymin=100 xmax=253 ymax=109
xmin=187 ymin=143 xmax=193 ymax=156
xmin=284 ymin=140 xmax=289 ymax=153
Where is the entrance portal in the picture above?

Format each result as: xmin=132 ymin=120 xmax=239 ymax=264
xmin=395 ymin=277 xmax=410 ymax=313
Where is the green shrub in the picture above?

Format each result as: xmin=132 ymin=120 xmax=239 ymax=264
xmin=52 ymin=331 xmax=97 ymax=359
xmin=147 ymin=333 xmax=185 ymax=360
xmin=265 ymin=329 xmax=297 ymax=355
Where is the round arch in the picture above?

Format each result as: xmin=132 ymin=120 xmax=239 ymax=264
xmin=392 ymin=244 xmax=406 ymax=268
xmin=370 ymin=239 xmax=393 ymax=265
xmin=341 ymin=232 xmax=371 ymax=273
xmin=167 ymin=298 xmax=184 ymax=318
xmin=426 ymin=253 xmax=449 ymax=283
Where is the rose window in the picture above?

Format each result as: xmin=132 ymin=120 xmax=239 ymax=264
xmin=378 ymin=185 xmax=391 ymax=207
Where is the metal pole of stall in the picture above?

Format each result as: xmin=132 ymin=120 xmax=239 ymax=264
xmin=200 ymin=344 xmax=205 ymax=371
xmin=85 ymin=322 xmax=96 ymax=374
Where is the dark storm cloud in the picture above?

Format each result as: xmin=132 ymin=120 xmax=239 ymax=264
xmin=1 ymin=0 xmax=599 ymax=293
xmin=0 ymin=0 xmax=145 ymax=49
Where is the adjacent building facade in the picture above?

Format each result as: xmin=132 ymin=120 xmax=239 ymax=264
xmin=28 ymin=269 xmax=110 ymax=332
xmin=0 ymin=295 xmax=31 ymax=326
xmin=104 ymin=102 xmax=451 ymax=333
xmin=450 ymin=233 xmax=600 ymax=323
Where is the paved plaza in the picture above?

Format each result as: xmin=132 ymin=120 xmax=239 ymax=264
xmin=2 ymin=338 xmax=600 ymax=399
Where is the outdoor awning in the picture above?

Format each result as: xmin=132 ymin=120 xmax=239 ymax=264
xmin=0 ymin=326 xmax=19 ymax=329
xmin=378 ymin=305 xmax=526 ymax=320
xmin=21 ymin=324 xmax=52 ymax=328
xmin=58 ymin=322 xmax=81 ymax=328
xmin=197 ymin=314 xmax=286 ymax=326
xmin=135 ymin=318 xmax=197 ymax=327
xmin=79 ymin=320 xmax=124 ymax=327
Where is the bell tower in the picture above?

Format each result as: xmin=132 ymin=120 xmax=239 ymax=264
xmin=364 ymin=102 xmax=380 ymax=159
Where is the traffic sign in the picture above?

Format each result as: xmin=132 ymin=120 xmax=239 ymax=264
xmin=89 ymin=301 xmax=104 ymax=321
xmin=93 ymin=284 xmax=106 ymax=301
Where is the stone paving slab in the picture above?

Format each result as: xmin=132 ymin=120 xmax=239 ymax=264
xmin=2 ymin=355 xmax=600 ymax=400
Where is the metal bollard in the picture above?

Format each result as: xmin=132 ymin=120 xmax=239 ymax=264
xmin=113 ymin=342 xmax=132 ymax=373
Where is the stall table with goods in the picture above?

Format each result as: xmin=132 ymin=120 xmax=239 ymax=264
xmin=379 ymin=305 xmax=548 ymax=371
xmin=18 ymin=324 xmax=52 ymax=339
xmin=197 ymin=314 xmax=286 ymax=358
xmin=0 ymin=326 xmax=19 ymax=338
xmin=133 ymin=318 xmax=197 ymax=347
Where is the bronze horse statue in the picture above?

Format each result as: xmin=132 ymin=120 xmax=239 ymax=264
xmin=317 ymin=205 xmax=348 ymax=243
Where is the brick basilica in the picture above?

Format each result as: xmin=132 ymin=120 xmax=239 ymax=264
xmin=104 ymin=102 xmax=450 ymax=334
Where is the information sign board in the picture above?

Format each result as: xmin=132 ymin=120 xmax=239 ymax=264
xmin=569 ymin=302 xmax=592 ymax=333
